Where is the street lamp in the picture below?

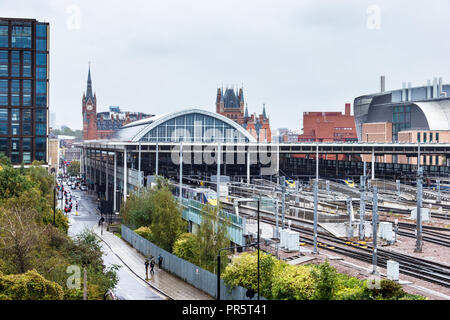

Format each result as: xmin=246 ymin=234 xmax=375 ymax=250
xmin=216 ymin=196 xmax=261 ymax=300
xmin=216 ymin=243 xmax=256 ymax=300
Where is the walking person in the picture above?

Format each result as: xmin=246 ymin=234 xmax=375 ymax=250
xmin=157 ymin=254 xmax=163 ymax=269
xmin=145 ymin=258 xmax=150 ymax=280
xmin=150 ymin=259 xmax=155 ymax=276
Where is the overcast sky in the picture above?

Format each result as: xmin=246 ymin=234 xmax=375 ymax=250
xmin=2 ymin=0 xmax=450 ymax=132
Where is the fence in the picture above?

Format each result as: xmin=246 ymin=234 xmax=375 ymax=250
xmin=121 ymin=225 xmax=264 ymax=300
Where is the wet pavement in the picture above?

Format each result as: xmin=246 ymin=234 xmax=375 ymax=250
xmin=63 ymin=186 xmax=163 ymax=300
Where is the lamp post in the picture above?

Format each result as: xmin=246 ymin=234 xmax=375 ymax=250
xmin=216 ymin=196 xmax=261 ymax=300
xmin=217 ymin=243 xmax=256 ymax=300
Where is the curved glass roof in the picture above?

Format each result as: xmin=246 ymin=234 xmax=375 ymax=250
xmin=111 ymin=109 xmax=256 ymax=143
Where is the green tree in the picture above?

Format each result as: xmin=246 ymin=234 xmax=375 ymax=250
xmin=150 ymin=186 xmax=186 ymax=252
xmin=67 ymin=161 xmax=80 ymax=177
xmin=311 ymin=260 xmax=338 ymax=300
xmin=0 ymin=165 xmax=34 ymax=201
xmin=194 ymin=204 xmax=231 ymax=273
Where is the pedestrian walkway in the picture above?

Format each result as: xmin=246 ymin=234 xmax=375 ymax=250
xmin=93 ymin=225 xmax=213 ymax=300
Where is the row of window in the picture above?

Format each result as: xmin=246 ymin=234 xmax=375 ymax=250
xmin=0 ymin=23 xmax=47 ymax=49
xmin=0 ymin=108 xmax=46 ymax=136
xmin=0 ymin=137 xmax=46 ymax=163
xmin=417 ymin=132 xmax=440 ymax=143
xmin=334 ymin=127 xmax=353 ymax=131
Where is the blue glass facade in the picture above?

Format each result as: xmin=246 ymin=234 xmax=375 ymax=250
xmin=0 ymin=18 xmax=49 ymax=164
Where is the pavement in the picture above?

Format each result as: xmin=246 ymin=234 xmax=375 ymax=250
xmin=64 ymin=186 xmax=212 ymax=300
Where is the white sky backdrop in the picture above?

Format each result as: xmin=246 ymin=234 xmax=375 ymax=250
xmin=2 ymin=0 xmax=450 ymax=132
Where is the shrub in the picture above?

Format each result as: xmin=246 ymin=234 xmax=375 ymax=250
xmin=0 ymin=270 xmax=64 ymax=300
xmin=222 ymin=251 xmax=280 ymax=299
xmin=173 ymin=233 xmax=197 ymax=263
xmin=364 ymin=279 xmax=406 ymax=300
xmin=134 ymin=226 xmax=152 ymax=241
xmin=310 ymin=260 xmax=338 ymax=300
xmin=271 ymin=264 xmax=314 ymax=300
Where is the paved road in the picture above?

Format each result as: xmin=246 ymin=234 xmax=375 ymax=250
xmin=63 ymin=186 xmax=163 ymax=300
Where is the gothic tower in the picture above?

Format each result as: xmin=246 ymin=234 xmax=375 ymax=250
xmin=82 ymin=64 xmax=97 ymax=140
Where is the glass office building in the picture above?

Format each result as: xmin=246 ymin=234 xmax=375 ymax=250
xmin=0 ymin=18 xmax=49 ymax=165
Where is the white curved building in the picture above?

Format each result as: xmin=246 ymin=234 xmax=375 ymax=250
xmin=111 ymin=108 xmax=257 ymax=143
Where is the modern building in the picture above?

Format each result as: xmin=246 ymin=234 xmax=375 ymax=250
xmin=355 ymin=76 xmax=450 ymax=165
xmin=0 ymin=18 xmax=49 ymax=165
xmin=82 ymin=66 xmax=152 ymax=140
xmin=215 ymin=86 xmax=272 ymax=142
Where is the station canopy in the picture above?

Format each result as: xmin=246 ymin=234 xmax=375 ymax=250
xmin=111 ymin=108 xmax=256 ymax=143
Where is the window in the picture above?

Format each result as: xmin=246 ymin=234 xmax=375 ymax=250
xmin=36 ymin=53 xmax=47 ymax=66
xmin=36 ymin=109 xmax=46 ymax=122
xmin=0 ymin=138 xmax=7 ymax=152
xmin=423 ymin=132 xmax=426 ymax=143
xmin=430 ymin=132 xmax=433 ymax=143
xmin=23 ymin=152 xmax=31 ymax=164
xmin=36 ymin=67 xmax=46 ymax=79
xmin=23 ymin=138 xmax=31 ymax=151
xmin=417 ymin=132 xmax=420 ymax=142
xmin=35 ymin=123 xmax=46 ymax=135
xmin=0 ymin=79 xmax=7 ymax=106
xmin=11 ymin=109 xmax=20 ymax=135
xmin=11 ymin=80 xmax=20 ymax=105
xmin=0 ymin=24 xmax=8 ymax=47
xmin=23 ymin=52 xmax=32 ymax=77
xmin=36 ymin=24 xmax=47 ymax=38
xmin=23 ymin=80 xmax=31 ymax=106
xmin=436 ymin=132 xmax=439 ymax=142
xmin=11 ymin=51 xmax=20 ymax=77
xmin=36 ymin=81 xmax=46 ymax=94
xmin=11 ymin=24 xmax=32 ymax=48
xmin=36 ymin=39 xmax=46 ymax=51
xmin=0 ymin=50 xmax=8 ymax=76
xmin=0 ymin=108 xmax=7 ymax=135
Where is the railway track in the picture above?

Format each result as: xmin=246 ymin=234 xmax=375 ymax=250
xmin=243 ymin=212 xmax=450 ymax=288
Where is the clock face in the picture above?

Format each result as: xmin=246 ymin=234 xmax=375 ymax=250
xmin=86 ymin=104 xmax=93 ymax=111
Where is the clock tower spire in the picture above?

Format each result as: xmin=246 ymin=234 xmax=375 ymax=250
xmin=82 ymin=63 xmax=97 ymax=140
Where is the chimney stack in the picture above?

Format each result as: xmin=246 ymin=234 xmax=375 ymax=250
xmin=402 ymin=82 xmax=406 ymax=101
xmin=427 ymin=80 xmax=431 ymax=99
xmin=380 ymin=75 xmax=385 ymax=92
xmin=408 ymin=82 xmax=412 ymax=101
xmin=345 ymin=103 xmax=351 ymax=116
xmin=433 ymin=77 xmax=438 ymax=98
xmin=439 ymin=77 xmax=443 ymax=97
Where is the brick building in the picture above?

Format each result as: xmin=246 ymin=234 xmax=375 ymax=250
xmin=297 ymin=103 xmax=357 ymax=160
xmin=215 ymin=86 xmax=272 ymax=142
xmin=82 ymin=66 xmax=152 ymax=141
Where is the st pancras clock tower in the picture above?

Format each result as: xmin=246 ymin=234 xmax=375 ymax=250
xmin=82 ymin=63 xmax=98 ymax=140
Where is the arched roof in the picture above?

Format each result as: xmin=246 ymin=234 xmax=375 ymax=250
xmin=413 ymin=100 xmax=450 ymax=130
xmin=112 ymin=108 xmax=256 ymax=143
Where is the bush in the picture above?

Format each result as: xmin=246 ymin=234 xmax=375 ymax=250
xmin=364 ymin=279 xmax=406 ymax=300
xmin=134 ymin=226 xmax=152 ymax=241
xmin=0 ymin=270 xmax=64 ymax=300
xmin=310 ymin=260 xmax=338 ymax=300
xmin=173 ymin=233 xmax=197 ymax=263
xmin=271 ymin=264 xmax=314 ymax=300
xmin=222 ymin=251 xmax=280 ymax=299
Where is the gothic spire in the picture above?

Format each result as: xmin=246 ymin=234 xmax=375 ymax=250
xmin=86 ymin=63 xmax=93 ymax=100
xmin=262 ymin=103 xmax=267 ymax=119
xmin=245 ymin=103 xmax=249 ymax=118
